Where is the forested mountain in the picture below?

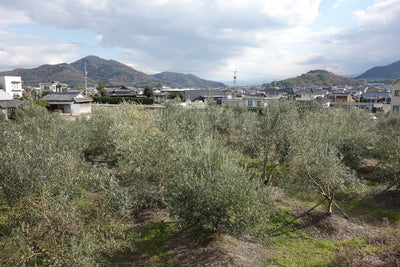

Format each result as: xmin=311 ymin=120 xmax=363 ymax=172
xmin=267 ymin=70 xmax=363 ymax=88
xmin=0 ymin=55 xmax=226 ymax=88
xmin=71 ymin=56 xmax=170 ymax=88
xmin=357 ymin=60 xmax=400 ymax=81
xmin=152 ymin=71 xmax=225 ymax=88
xmin=0 ymin=63 xmax=93 ymax=88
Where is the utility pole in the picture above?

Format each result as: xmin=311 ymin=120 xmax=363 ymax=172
xmin=84 ymin=62 xmax=88 ymax=96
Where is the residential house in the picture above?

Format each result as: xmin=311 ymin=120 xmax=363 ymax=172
xmin=391 ymin=77 xmax=400 ymax=113
xmin=107 ymin=86 xmax=137 ymax=97
xmin=222 ymin=95 xmax=279 ymax=109
xmin=43 ymin=91 xmax=92 ymax=115
xmin=154 ymin=92 xmax=170 ymax=103
xmin=0 ymin=90 xmax=21 ymax=120
xmin=40 ymin=81 xmax=68 ymax=93
xmin=262 ymin=88 xmax=296 ymax=101
xmin=295 ymin=88 xmax=326 ymax=101
xmin=360 ymin=92 xmax=391 ymax=103
xmin=328 ymin=92 xmax=355 ymax=106
xmin=0 ymin=76 xmax=23 ymax=98
xmin=364 ymin=86 xmax=383 ymax=93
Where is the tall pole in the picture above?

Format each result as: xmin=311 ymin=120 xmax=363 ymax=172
xmin=84 ymin=62 xmax=88 ymax=96
xmin=233 ymin=70 xmax=237 ymax=93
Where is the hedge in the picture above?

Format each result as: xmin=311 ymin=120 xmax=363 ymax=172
xmin=93 ymin=96 xmax=155 ymax=105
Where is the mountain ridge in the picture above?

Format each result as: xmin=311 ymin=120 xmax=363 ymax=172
xmin=266 ymin=69 xmax=364 ymax=88
xmin=0 ymin=55 xmax=226 ymax=88
xmin=356 ymin=60 xmax=400 ymax=81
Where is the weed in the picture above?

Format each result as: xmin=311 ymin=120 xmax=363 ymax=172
xmin=374 ymin=209 xmax=400 ymax=224
xmin=135 ymin=220 xmax=177 ymax=266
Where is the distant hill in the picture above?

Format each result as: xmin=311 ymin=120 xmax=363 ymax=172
xmin=356 ymin=60 xmax=400 ymax=82
xmin=267 ymin=70 xmax=363 ymax=88
xmin=71 ymin=56 xmax=172 ymax=88
xmin=0 ymin=55 xmax=226 ymax=88
xmin=152 ymin=72 xmax=225 ymax=88
xmin=0 ymin=63 xmax=93 ymax=88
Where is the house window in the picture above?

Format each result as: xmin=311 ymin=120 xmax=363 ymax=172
xmin=256 ymin=101 xmax=261 ymax=107
xmin=247 ymin=100 xmax=253 ymax=107
xmin=393 ymin=105 xmax=400 ymax=113
xmin=394 ymin=90 xmax=400 ymax=96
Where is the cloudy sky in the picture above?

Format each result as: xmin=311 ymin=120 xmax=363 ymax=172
xmin=0 ymin=0 xmax=399 ymax=84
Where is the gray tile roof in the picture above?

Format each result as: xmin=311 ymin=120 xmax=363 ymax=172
xmin=43 ymin=91 xmax=92 ymax=104
xmin=0 ymin=100 xmax=22 ymax=109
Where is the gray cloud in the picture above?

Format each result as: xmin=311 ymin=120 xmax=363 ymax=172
xmin=0 ymin=0 xmax=321 ymax=74
xmin=1 ymin=0 xmax=399 ymax=80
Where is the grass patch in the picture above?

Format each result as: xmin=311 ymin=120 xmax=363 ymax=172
xmin=135 ymin=219 xmax=178 ymax=266
xmin=265 ymin=233 xmax=339 ymax=266
xmin=374 ymin=209 xmax=400 ymax=224
xmin=264 ymin=233 xmax=386 ymax=266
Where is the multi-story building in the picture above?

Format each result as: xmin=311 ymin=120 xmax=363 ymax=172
xmin=0 ymin=76 xmax=23 ymax=98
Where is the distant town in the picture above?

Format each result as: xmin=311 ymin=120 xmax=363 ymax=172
xmin=1 ymin=56 xmax=400 ymax=119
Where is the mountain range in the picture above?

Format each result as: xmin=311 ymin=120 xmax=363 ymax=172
xmin=266 ymin=60 xmax=400 ymax=88
xmin=0 ymin=56 xmax=226 ymax=89
xmin=1 ymin=56 xmax=400 ymax=88
xmin=356 ymin=60 xmax=400 ymax=81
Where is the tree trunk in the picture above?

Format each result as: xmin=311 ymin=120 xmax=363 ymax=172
xmin=326 ymin=194 xmax=334 ymax=215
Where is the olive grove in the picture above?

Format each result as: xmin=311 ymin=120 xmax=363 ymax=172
xmin=0 ymin=99 xmax=393 ymax=265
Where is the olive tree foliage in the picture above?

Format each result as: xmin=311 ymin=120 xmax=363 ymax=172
xmin=0 ymin=102 xmax=133 ymax=266
xmin=165 ymin=136 xmax=274 ymax=236
xmin=287 ymin=108 xmax=363 ymax=214
xmin=155 ymin=103 xmax=275 ymax=236
xmin=374 ymin=113 xmax=400 ymax=189
xmin=86 ymin=104 xmax=170 ymax=212
xmin=243 ymin=101 xmax=295 ymax=185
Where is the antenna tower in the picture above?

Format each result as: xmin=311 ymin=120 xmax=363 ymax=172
xmin=233 ymin=70 xmax=237 ymax=89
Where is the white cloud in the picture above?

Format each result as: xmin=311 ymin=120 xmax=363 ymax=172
xmin=329 ymin=0 xmax=400 ymax=73
xmin=0 ymin=41 xmax=80 ymax=69
xmin=94 ymin=34 xmax=103 ymax=42
xmin=0 ymin=0 xmax=399 ymax=81
xmin=1 ymin=0 xmax=323 ymax=75
xmin=0 ymin=6 xmax=29 ymax=28
xmin=354 ymin=0 xmax=400 ymax=30
xmin=333 ymin=0 xmax=347 ymax=9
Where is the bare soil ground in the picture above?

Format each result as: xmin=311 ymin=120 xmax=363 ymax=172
xmin=125 ymin=161 xmax=400 ymax=267
xmin=289 ymin=209 xmax=375 ymax=240
xmin=130 ymin=209 xmax=271 ymax=266
xmin=167 ymin=232 xmax=271 ymax=267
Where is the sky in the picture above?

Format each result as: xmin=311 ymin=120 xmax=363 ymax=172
xmin=0 ymin=0 xmax=399 ymax=85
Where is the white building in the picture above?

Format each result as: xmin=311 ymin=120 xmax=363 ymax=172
xmin=39 ymin=81 xmax=68 ymax=93
xmin=391 ymin=77 xmax=400 ymax=113
xmin=0 ymin=76 xmax=23 ymax=98
xmin=222 ymin=95 xmax=280 ymax=109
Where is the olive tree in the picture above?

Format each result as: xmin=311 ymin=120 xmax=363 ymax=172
xmin=374 ymin=113 xmax=400 ymax=189
xmin=164 ymin=134 xmax=274 ymax=236
xmin=0 ymin=104 xmax=133 ymax=265
xmin=287 ymin=108 xmax=361 ymax=215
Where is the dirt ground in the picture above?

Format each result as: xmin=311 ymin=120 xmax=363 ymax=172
xmin=127 ymin=183 xmax=400 ymax=266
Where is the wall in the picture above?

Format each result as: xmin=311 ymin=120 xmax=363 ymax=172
xmin=71 ymin=103 xmax=91 ymax=115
